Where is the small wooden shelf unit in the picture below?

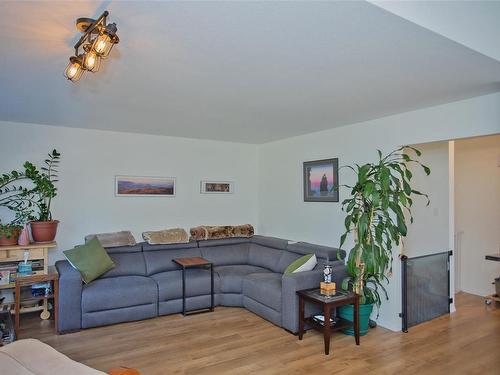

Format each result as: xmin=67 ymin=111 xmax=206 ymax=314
xmin=0 ymin=242 xmax=57 ymax=318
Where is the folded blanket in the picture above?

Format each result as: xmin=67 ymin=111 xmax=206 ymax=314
xmin=85 ymin=231 xmax=136 ymax=248
xmin=142 ymin=228 xmax=189 ymax=245
xmin=190 ymin=224 xmax=254 ymax=241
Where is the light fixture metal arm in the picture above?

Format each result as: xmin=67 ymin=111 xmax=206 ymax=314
xmin=73 ymin=10 xmax=109 ymax=55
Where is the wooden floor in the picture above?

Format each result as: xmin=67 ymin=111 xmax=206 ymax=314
xmin=18 ymin=292 xmax=500 ymax=375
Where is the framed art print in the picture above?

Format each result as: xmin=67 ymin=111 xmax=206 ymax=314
xmin=115 ymin=176 xmax=176 ymax=197
xmin=303 ymin=158 xmax=339 ymax=202
xmin=200 ymin=180 xmax=234 ymax=194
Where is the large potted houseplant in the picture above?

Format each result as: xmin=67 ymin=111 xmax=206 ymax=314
xmin=0 ymin=150 xmax=61 ymax=243
xmin=338 ymin=146 xmax=430 ymax=335
xmin=26 ymin=150 xmax=61 ymax=242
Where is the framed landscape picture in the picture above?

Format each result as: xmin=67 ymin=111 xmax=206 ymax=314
xmin=200 ymin=180 xmax=234 ymax=194
xmin=303 ymin=158 xmax=339 ymax=202
xmin=115 ymin=176 xmax=176 ymax=197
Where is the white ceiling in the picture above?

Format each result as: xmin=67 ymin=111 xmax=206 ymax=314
xmin=372 ymin=0 xmax=500 ymax=62
xmin=0 ymin=1 xmax=499 ymax=144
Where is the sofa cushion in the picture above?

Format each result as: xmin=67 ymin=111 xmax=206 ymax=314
xmin=99 ymin=252 xmax=146 ymax=278
xmin=142 ymin=228 xmax=189 ymax=245
xmin=286 ymin=241 xmax=346 ymax=261
xmin=143 ymin=247 xmax=202 ymax=275
xmin=152 ymin=269 xmax=220 ymax=301
xmin=104 ymin=243 xmax=143 ymax=254
xmin=0 ymin=339 xmax=106 ymax=375
xmin=82 ymin=276 xmax=157 ymax=313
xmin=142 ymin=241 xmax=198 ymax=252
xmin=85 ymin=231 xmax=136 ymax=248
xmin=275 ymin=250 xmax=304 ymax=273
xmin=0 ymin=351 xmax=35 ymax=375
xmin=242 ymin=273 xmax=282 ymax=312
xmin=199 ymin=241 xmax=250 ymax=266
xmin=190 ymin=225 xmax=254 ymax=241
xmin=251 ymin=235 xmax=288 ymax=250
xmin=215 ymin=265 xmax=271 ymax=293
xmin=248 ymin=244 xmax=283 ymax=272
xmin=198 ymin=238 xmax=251 ymax=247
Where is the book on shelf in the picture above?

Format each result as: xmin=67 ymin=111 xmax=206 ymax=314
xmin=0 ymin=271 xmax=11 ymax=286
xmin=0 ymin=263 xmax=18 ymax=271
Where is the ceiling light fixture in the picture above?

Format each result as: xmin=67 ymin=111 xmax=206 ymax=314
xmin=64 ymin=10 xmax=119 ymax=82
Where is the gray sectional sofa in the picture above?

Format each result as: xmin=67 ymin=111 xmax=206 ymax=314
xmin=55 ymin=235 xmax=347 ymax=334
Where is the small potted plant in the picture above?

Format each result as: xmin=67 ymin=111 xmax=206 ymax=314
xmin=338 ymin=146 xmax=430 ymax=335
xmin=0 ymin=221 xmax=23 ymax=246
xmin=0 ymin=169 xmax=32 ymax=246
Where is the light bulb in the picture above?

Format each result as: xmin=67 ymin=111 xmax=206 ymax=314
xmin=92 ymin=33 xmax=113 ymax=57
xmin=83 ymin=51 xmax=100 ymax=72
xmin=64 ymin=56 xmax=84 ymax=82
xmin=67 ymin=64 xmax=79 ymax=78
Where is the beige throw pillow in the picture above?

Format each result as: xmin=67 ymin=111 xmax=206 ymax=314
xmin=142 ymin=228 xmax=189 ymax=245
xmin=84 ymin=231 xmax=136 ymax=248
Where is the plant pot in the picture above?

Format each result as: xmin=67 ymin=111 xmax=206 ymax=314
xmin=0 ymin=227 xmax=22 ymax=246
xmin=337 ymin=303 xmax=374 ymax=336
xmin=30 ymin=220 xmax=59 ymax=242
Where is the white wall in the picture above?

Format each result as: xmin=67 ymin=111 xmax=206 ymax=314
xmin=455 ymin=135 xmax=500 ymax=297
xmin=258 ymin=92 xmax=500 ymax=331
xmin=0 ymin=121 xmax=259 ymax=263
xmin=1 ymin=92 xmax=499 ymax=331
xmin=404 ymin=141 xmax=450 ymax=257
xmin=403 ymin=141 xmax=455 ymax=311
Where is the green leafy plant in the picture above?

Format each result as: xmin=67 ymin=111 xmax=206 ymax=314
xmin=0 ymin=221 xmax=22 ymax=239
xmin=0 ymin=169 xmax=34 ymax=225
xmin=0 ymin=149 xmax=61 ymax=223
xmin=24 ymin=149 xmax=61 ymax=221
xmin=339 ymin=146 xmax=430 ymax=313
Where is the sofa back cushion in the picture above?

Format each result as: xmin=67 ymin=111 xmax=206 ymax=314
xmin=275 ymin=250 xmax=304 ymax=273
xmin=198 ymin=238 xmax=250 ymax=266
xmin=247 ymin=245 xmax=283 ymax=272
xmin=142 ymin=241 xmax=198 ymax=252
xmin=251 ymin=235 xmax=288 ymax=250
xmin=143 ymin=246 xmax=202 ymax=275
xmin=104 ymin=243 xmax=143 ymax=254
xmin=248 ymin=236 xmax=289 ymax=272
xmin=100 ymin=252 xmax=147 ymax=278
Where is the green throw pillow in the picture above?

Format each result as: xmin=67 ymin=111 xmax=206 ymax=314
xmin=63 ymin=237 xmax=115 ymax=284
xmin=284 ymin=253 xmax=317 ymax=274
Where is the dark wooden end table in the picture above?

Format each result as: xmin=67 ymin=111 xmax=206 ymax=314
xmin=172 ymin=257 xmax=214 ymax=316
xmin=297 ymin=288 xmax=359 ymax=355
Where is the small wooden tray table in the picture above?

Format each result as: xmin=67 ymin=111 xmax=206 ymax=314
xmin=172 ymin=257 xmax=214 ymax=316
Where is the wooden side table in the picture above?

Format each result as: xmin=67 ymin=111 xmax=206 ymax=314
xmin=0 ymin=242 xmax=57 ymax=320
xmin=172 ymin=257 xmax=214 ymax=316
xmin=14 ymin=268 xmax=59 ymax=336
xmin=297 ymin=288 xmax=359 ymax=355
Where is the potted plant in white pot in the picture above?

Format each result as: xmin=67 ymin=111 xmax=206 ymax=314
xmin=338 ymin=146 xmax=430 ymax=335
